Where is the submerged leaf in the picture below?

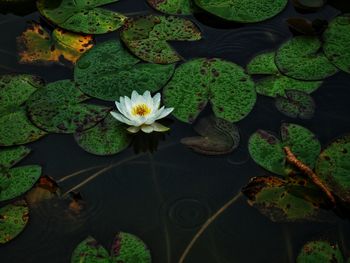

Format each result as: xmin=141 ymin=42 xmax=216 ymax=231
xmin=316 ymin=134 xmax=350 ymax=203
xmin=37 ymin=0 xmax=126 ymax=34
xmin=0 ymin=200 xmax=29 ymax=244
xmin=71 ymin=236 xmax=110 ymax=263
xmin=323 ymin=14 xmax=350 ymax=74
xmin=163 ymin=58 xmax=256 ymax=123
xmin=275 ymin=90 xmax=315 ymax=119
xmin=75 ymin=40 xmax=175 ymax=101
xmin=275 ymin=36 xmax=338 ymax=80
xmin=26 ymin=175 xmax=60 ymax=205
xmin=193 ymin=0 xmax=288 ymax=23
xmin=121 ymin=15 xmax=201 ymax=64
xmin=17 ymin=22 xmax=94 ymax=65
xmin=147 ymin=0 xmax=193 ymax=15
xmin=296 ymin=240 xmax=344 ymax=263
xmin=291 ymin=0 xmax=327 ymax=11
xmin=181 ymin=115 xmax=240 ymax=155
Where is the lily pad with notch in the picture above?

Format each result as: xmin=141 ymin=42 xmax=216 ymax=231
xmin=181 ymin=115 xmax=240 ymax=155
xmin=163 ymin=58 xmax=256 ymax=123
xmin=275 ymin=90 xmax=315 ymax=119
xmin=37 ymin=0 xmax=126 ymax=34
xmin=121 ymin=15 xmax=202 ymax=64
xmin=193 ymin=0 xmax=288 ymax=23
xmin=147 ymin=0 xmax=193 ymax=15
xmin=275 ymin=36 xmax=338 ymax=80
xmin=27 ymin=80 xmax=110 ymax=133
xmin=74 ymin=40 xmax=175 ymax=101
xmin=71 ymin=236 xmax=110 ymax=263
xmin=296 ymin=240 xmax=344 ymax=263
xmin=0 ymin=200 xmax=29 ymax=244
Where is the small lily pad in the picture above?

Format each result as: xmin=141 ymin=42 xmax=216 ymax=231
xmin=147 ymin=0 xmax=193 ymax=15
xmin=121 ymin=15 xmax=201 ymax=64
xmin=75 ymin=40 xmax=175 ymax=101
xmin=163 ymin=58 xmax=256 ymax=123
xmin=71 ymin=236 xmax=110 ymax=263
xmin=17 ymin=22 xmax=94 ymax=66
xmin=316 ymin=134 xmax=350 ymax=203
xmin=297 ymin=241 xmax=344 ymax=263
xmin=275 ymin=90 xmax=315 ymax=119
xmin=193 ymin=0 xmax=288 ymax=23
xmin=323 ymin=14 xmax=350 ymax=74
xmin=0 ymin=200 xmax=29 ymax=244
xmin=247 ymin=51 xmax=322 ymax=97
xmin=248 ymin=123 xmax=321 ymax=175
xmin=37 ymin=0 xmax=126 ymax=34
xmin=242 ymin=176 xmax=324 ymax=222
xmin=27 ymin=80 xmax=110 ymax=133
xmin=181 ymin=115 xmax=240 ymax=155
xmin=275 ymin=36 xmax=338 ymax=80
xmin=111 ymin=232 xmax=152 ymax=263
xmin=74 ymin=115 xmax=131 ymax=156
xmin=0 ymin=146 xmax=30 ymax=168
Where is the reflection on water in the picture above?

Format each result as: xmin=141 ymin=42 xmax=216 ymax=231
xmin=1 ymin=1 xmax=350 ymax=263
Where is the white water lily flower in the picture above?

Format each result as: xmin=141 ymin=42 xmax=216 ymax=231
xmin=110 ymin=91 xmax=174 ymax=133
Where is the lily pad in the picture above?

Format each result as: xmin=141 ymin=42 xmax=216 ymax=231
xmin=181 ymin=115 xmax=240 ymax=155
xmin=275 ymin=90 xmax=315 ymax=119
xmin=247 ymin=51 xmax=322 ymax=97
xmin=17 ymin=22 xmax=94 ymax=66
xmin=111 ymin=232 xmax=152 ymax=263
xmin=193 ymin=0 xmax=288 ymax=23
xmin=0 ymin=146 xmax=30 ymax=168
xmin=291 ymin=0 xmax=327 ymax=10
xmin=275 ymin=36 xmax=338 ymax=80
xmin=0 ymin=200 xmax=29 ymax=244
xmin=316 ymin=134 xmax=350 ymax=203
xmin=242 ymin=176 xmax=324 ymax=222
xmin=37 ymin=0 xmax=126 ymax=34
xmin=75 ymin=40 xmax=175 ymax=101
xmin=248 ymin=123 xmax=321 ymax=175
xmin=297 ymin=241 xmax=344 ymax=263
xmin=71 ymin=236 xmax=110 ymax=263
xmin=74 ymin=115 xmax=131 ymax=156
xmin=147 ymin=0 xmax=193 ymax=15
xmin=163 ymin=58 xmax=256 ymax=123
xmin=27 ymin=80 xmax=110 ymax=133
xmin=121 ymin=15 xmax=201 ymax=64
xmin=323 ymin=14 xmax=350 ymax=74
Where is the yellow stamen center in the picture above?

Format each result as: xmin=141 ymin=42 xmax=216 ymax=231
xmin=132 ymin=104 xmax=151 ymax=116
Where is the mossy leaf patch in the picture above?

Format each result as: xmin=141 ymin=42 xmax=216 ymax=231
xmin=71 ymin=236 xmax=110 ymax=263
xmin=296 ymin=240 xmax=344 ymax=263
xmin=147 ymin=0 xmax=193 ymax=15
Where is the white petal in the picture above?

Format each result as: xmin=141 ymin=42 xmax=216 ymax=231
xmin=141 ymin=125 xmax=154 ymax=133
xmin=127 ymin=126 xmax=140 ymax=133
xmin=131 ymin=90 xmax=139 ymax=102
xmin=156 ymin=107 xmax=174 ymax=120
xmin=124 ymin=96 xmax=133 ymax=114
xmin=116 ymin=101 xmax=127 ymax=117
xmin=110 ymin=111 xmax=135 ymax=126
xmin=152 ymin=93 xmax=161 ymax=109
xmin=151 ymin=122 xmax=170 ymax=132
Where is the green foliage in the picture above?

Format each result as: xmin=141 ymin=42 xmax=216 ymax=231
xmin=71 ymin=236 xmax=110 ymax=263
xmin=147 ymin=0 xmax=193 ymax=15
xmin=297 ymin=240 xmax=344 ymax=263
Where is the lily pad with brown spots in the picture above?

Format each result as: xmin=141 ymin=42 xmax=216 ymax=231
xmin=0 ymin=200 xmax=29 ymax=244
xmin=121 ymin=15 xmax=201 ymax=64
xmin=17 ymin=22 xmax=94 ymax=66
xmin=296 ymin=240 xmax=344 ymax=263
xmin=71 ymin=236 xmax=110 ymax=263
xmin=37 ymin=0 xmax=126 ymax=34
xmin=0 ymin=146 xmax=30 ymax=168
xmin=147 ymin=0 xmax=193 ymax=15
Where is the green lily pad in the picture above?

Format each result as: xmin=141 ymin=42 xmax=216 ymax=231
xmin=74 ymin=115 xmax=131 ymax=156
xmin=163 ymin=58 xmax=256 ymax=123
xmin=27 ymin=80 xmax=110 ymax=133
xmin=323 ymin=14 xmax=350 ymax=74
xmin=248 ymin=123 xmax=321 ymax=175
xmin=147 ymin=0 xmax=193 ymax=15
xmin=275 ymin=36 xmax=338 ymax=80
xmin=181 ymin=115 xmax=240 ymax=155
xmin=275 ymin=90 xmax=315 ymax=119
xmin=71 ymin=236 xmax=110 ymax=263
xmin=75 ymin=40 xmax=175 ymax=101
xmin=242 ymin=176 xmax=324 ymax=222
xmin=0 ymin=200 xmax=29 ymax=244
xmin=247 ymin=51 xmax=322 ymax=97
xmin=316 ymin=134 xmax=350 ymax=203
xmin=17 ymin=22 xmax=94 ymax=66
xmin=193 ymin=0 xmax=288 ymax=23
xmin=297 ymin=241 xmax=344 ymax=263
xmin=121 ymin=15 xmax=201 ymax=64
xmin=0 ymin=165 xmax=42 ymax=202
xmin=111 ymin=232 xmax=152 ymax=263
xmin=0 ymin=146 xmax=30 ymax=168
xmin=37 ymin=0 xmax=126 ymax=34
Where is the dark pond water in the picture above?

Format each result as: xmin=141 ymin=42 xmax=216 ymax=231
xmin=1 ymin=0 xmax=350 ymax=262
